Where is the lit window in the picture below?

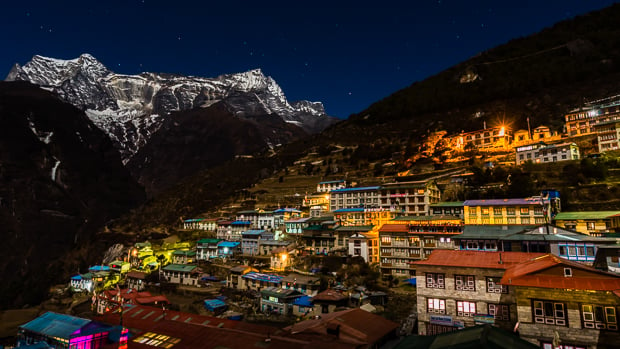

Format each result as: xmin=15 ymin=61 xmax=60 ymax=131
xmin=457 ymin=301 xmax=476 ymax=317
xmin=427 ymin=298 xmax=446 ymax=313
xmin=582 ymin=304 xmax=618 ymax=330
xmin=533 ymin=300 xmax=567 ymax=326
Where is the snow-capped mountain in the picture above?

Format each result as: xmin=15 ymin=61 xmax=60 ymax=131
xmin=6 ymin=54 xmax=337 ymax=162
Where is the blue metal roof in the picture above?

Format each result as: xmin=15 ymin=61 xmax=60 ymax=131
xmin=184 ymin=218 xmax=204 ymax=223
xmin=319 ymin=180 xmax=345 ymax=184
xmin=292 ymin=295 xmax=313 ymax=307
xmin=242 ymin=272 xmax=283 ymax=283
xmin=330 ymin=186 xmax=380 ymax=193
xmin=231 ymin=220 xmax=252 ymax=225
xmin=333 ymin=208 xmax=364 ymax=213
xmin=218 ymin=241 xmax=240 ymax=247
xmin=19 ymin=312 xmax=100 ymax=339
xmin=241 ymin=229 xmax=267 ymax=235
xmin=88 ymin=265 xmax=110 ymax=272
xmin=274 ymin=208 xmax=301 ymax=213
xmin=204 ymin=299 xmax=227 ymax=311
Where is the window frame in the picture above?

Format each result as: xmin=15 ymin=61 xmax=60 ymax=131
xmin=426 ymin=273 xmax=445 ymax=289
xmin=455 ymin=275 xmax=476 ymax=291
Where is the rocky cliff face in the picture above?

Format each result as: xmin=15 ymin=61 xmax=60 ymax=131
xmin=0 ymin=81 xmax=145 ymax=309
xmin=7 ymin=54 xmax=338 ymax=162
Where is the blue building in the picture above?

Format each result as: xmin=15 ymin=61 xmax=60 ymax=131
xmin=18 ymin=312 xmax=112 ymax=348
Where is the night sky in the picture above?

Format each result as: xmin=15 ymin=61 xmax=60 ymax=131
xmin=1 ymin=1 xmax=617 ymax=118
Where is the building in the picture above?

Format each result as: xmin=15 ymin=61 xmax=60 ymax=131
xmin=70 ymin=272 xmax=94 ymax=292
xmin=349 ymin=232 xmax=371 ymax=262
xmin=217 ymin=241 xmax=241 ymax=260
xmin=96 ymin=288 xmax=169 ymax=314
xmin=464 ymin=197 xmax=556 ymax=226
xmin=593 ymin=246 xmax=620 ymax=275
xmin=259 ymin=287 xmax=304 ymax=315
xmin=500 ymin=254 xmax=620 ymax=348
xmin=216 ymin=220 xmax=251 ymax=241
xmin=301 ymin=216 xmax=337 ymax=255
xmin=515 ymin=142 xmax=580 ymax=165
xmin=554 ymin=211 xmax=620 ymax=236
xmin=593 ymin=119 xmax=620 ymax=152
xmin=226 ymin=265 xmax=257 ymax=289
xmin=258 ymin=240 xmax=290 ymax=256
xmin=379 ymin=216 xmax=463 ymax=277
xmin=183 ymin=217 xmax=220 ymax=231
xmin=329 ymin=186 xmax=381 ymax=211
xmin=241 ymin=229 xmax=274 ymax=256
xmin=413 ymin=250 xmax=544 ymax=335
xmin=196 ymin=238 xmax=222 ymax=261
xmin=160 ymin=264 xmax=200 ymax=286
xmin=429 ymin=201 xmax=464 ymax=218
xmin=456 ymin=224 xmax=618 ymax=263
xmin=446 ymin=126 xmax=513 ymax=152
xmin=18 ymin=312 xmax=111 ymax=348
xmin=565 ymin=107 xmax=601 ymax=136
xmin=126 ymin=271 xmax=147 ymax=291
xmin=239 ymin=272 xmax=283 ymax=292
xmin=283 ymin=308 xmax=399 ymax=349
xmin=311 ymin=289 xmax=348 ymax=314
xmin=281 ymin=273 xmax=321 ymax=297
xmin=379 ymin=180 xmax=441 ymax=216
xmin=284 ymin=217 xmax=310 ymax=235
xmin=171 ymin=250 xmax=196 ymax=265
xmin=317 ymin=179 xmax=346 ymax=193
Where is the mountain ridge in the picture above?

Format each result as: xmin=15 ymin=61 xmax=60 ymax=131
xmin=7 ymin=54 xmax=338 ymax=162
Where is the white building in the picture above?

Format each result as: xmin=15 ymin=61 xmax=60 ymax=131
xmin=515 ymin=142 xmax=580 ymax=165
xmin=348 ymin=233 xmax=370 ymax=263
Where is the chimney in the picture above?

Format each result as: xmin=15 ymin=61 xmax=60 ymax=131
xmin=498 ymin=252 xmax=503 ymax=264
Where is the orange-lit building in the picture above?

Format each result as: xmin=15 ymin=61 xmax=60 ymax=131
xmin=446 ymin=126 xmax=513 ymax=152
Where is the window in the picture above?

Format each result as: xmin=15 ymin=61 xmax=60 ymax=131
xmin=427 ymin=298 xmax=446 ymax=313
xmin=521 ymin=217 xmax=530 ymax=225
xmin=582 ymin=304 xmax=617 ymax=330
xmin=481 ymin=207 xmax=489 ymax=215
xmin=426 ymin=273 xmax=445 ymax=289
xmin=493 ymin=207 xmax=502 ymax=215
xmin=533 ymin=300 xmax=567 ymax=326
xmin=520 ymin=207 xmax=529 ymax=215
xmin=586 ymin=221 xmax=596 ymax=230
xmin=457 ymin=301 xmax=476 ymax=317
xmin=506 ymin=207 xmax=516 ymax=216
xmin=486 ymin=277 xmax=508 ymax=293
xmin=489 ymin=304 xmax=510 ymax=321
xmin=455 ymin=275 xmax=475 ymax=291
xmin=469 ymin=208 xmax=477 ymax=216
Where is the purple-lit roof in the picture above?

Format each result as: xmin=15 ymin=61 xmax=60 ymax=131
xmin=241 ymin=272 xmax=283 ymax=283
xmin=464 ymin=198 xmax=549 ymax=206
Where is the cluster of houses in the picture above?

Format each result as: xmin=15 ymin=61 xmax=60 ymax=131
xmin=420 ymin=95 xmax=620 ymax=167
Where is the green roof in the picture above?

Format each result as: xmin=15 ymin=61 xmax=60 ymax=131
xmin=554 ymin=211 xmax=620 ymax=220
xmin=335 ymin=225 xmax=373 ymax=232
xmin=430 ymin=201 xmax=465 ymax=207
xmin=162 ymin=264 xmax=197 ymax=272
xmin=173 ymin=250 xmax=196 ymax=256
xmin=394 ymin=324 xmax=538 ymax=349
xmin=197 ymin=238 xmax=221 ymax=244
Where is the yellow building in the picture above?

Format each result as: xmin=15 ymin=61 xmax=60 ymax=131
xmin=553 ymin=211 xmax=620 ymax=237
xmin=464 ymin=197 xmax=552 ymax=226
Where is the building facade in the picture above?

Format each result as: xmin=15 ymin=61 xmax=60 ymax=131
xmin=464 ymin=197 xmax=555 ymax=226
xmin=379 ymin=180 xmax=441 ymax=216
xmin=554 ymin=211 xmax=620 ymax=236
xmin=515 ymin=142 xmax=580 ymax=165
xmin=329 ymin=186 xmax=381 ymax=211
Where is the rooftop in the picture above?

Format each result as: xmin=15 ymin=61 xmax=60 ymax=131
xmin=333 ymin=208 xmax=365 ymax=213
xmin=242 ymin=272 xmax=283 ymax=283
xmin=554 ymin=211 xmax=620 ymax=220
xmin=162 ymin=264 xmax=198 ymax=273
xmin=330 ymin=186 xmax=381 ymax=193
xmin=500 ymin=254 xmax=620 ymax=291
xmin=430 ymin=201 xmax=465 ymax=207
xmin=379 ymin=224 xmax=409 ymax=233
xmin=413 ymin=250 xmax=545 ymax=269
xmin=19 ymin=312 xmax=109 ymax=339
xmin=312 ymin=289 xmax=347 ymax=302
xmin=464 ymin=197 xmax=550 ymax=206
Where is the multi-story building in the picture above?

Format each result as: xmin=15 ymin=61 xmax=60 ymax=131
xmin=284 ymin=217 xmax=310 ymax=235
xmin=329 ymin=186 xmax=381 ymax=211
xmin=196 ymin=238 xmax=221 ymax=261
xmin=413 ymin=250 xmax=544 ymax=336
xmin=239 ymin=272 xmax=283 ymax=292
xmin=379 ymin=216 xmax=463 ymax=277
xmin=281 ymin=273 xmax=321 ymax=297
xmin=464 ymin=197 xmax=555 ymax=226
xmin=379 ymin=180 xmax=441 ymax=216
xmin=565 ymin=97 xmax=620 ymax=137
xmin=18 ymin=312 xmax=112 ymax=348
xmin=160 ymin=264 xmax=200 ymax=286
xmin=430 ymin=201 xmax=464 ymax=218
xmin=236 ymin=210 xmax=276 ymax=230
xmin=171 ymin=250 xmax=196 ymax=264
xmin=456 ymin=224 xmax=618 ymax=263
xmin=446 ymin=126 xmax=513 ymax=152
xmin=241 ymin=230 xmax=274 ymax=256
xmin=182 ymin=217 xmax=220 ymax=231
xmin=501 ymin=254 xmax=620 ymax=348
xmin=301 ymin=216 xmax=337 ymax=255
xmin=515 ymin=142 xmax=580 ymax=165
xmin=216 ymin=220 xmax=251 ymax=241
xmin=317 ymin=179 xmax=346 ymax=193
xmin=593 ymin=119 xmax=620 ymax=153
xmin=333 ymin=225 xmax=374 ymax=254
xmin=554 ymin=211 xmax=620 ymax=236
xmin=333 ymin=207 xmax=396 ymax=226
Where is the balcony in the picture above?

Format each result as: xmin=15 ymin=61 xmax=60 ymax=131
xmin=423 ymin=242 xmax=436 ymax=248
xmin=381 ymin=263 xmax=392 ymax=268
xmin=382 ymin=252 xmax=393 ymax=257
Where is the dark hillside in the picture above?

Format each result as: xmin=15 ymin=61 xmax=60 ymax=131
xmin=0 ymin=82 xmax=145 ymax=309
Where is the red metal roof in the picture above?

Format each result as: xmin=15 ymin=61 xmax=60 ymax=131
xmin=500 ymin=254 xmax=620 ymax=291
xmin=312 ymin=289 xmax=347 ymax=302
xmin=378 ymin=224 xmax=409 ymax=233
xmin=412 ymin=250 xmax=545 ymax=269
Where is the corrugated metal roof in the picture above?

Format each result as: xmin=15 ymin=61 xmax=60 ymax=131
xmin=430 ymin=201 xmax=464 ymax=207
xmin=218 ymin=241 xmax=240 ymax=247
xmin=333 ymin=208 xmax=365 ymax=213
xmin=19 ymin=312 xmax=104 ymax=339
xmin=464 ymin=198 xmax=549 ymax=206
xmin=413 ymin=250 xmax=544 ymax=269
xmin=379 ymin=224 xmax=409 ymax=233
xmin=162 ymin=264 xmax=197 ymax=273
xmin=330 ymin=186 xmax=380 ymax=193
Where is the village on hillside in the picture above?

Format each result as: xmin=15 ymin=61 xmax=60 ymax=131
xmin=10 ymin=97 xmax=620 ymax=348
